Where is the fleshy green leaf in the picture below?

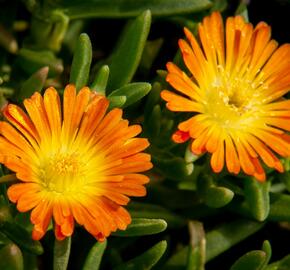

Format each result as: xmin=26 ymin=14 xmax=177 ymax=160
xmin=261 ymin=240 xmax=272 ymax=268
xmin=69 ymin=33 xmax=92 ymax=91
xmin=144 ymin=82 xmax=162 ymax=117
xmin=244 ymin=178 xmax=270 ymax=221
xmin=113 ymin=218 xmax=167 ymax=237
xmin=106 ymin=10 xmax=151 ymax=90
xmin=0 ymin=200 xmax=13 ymax=225
xmin=204 ymin=187 xmax=234 ymax=208
xmin=147 ymin=185 xmax=200 ymax=210
xmin=139 ymin=39 xmax=163 ymax=74
xmin=235 ymin=1 xmax=249 ymax=21
xmin=152 ymin=150 xmax=194 ymax=181
xmin=266 ymin=254 xmax=290 ymax=270
xmin=114 ymin=240 xmax=167 ymax=270
xmin=63 ymin=20 xmax=85 ymax=52
xmin=1 ymin=222 xmax=43 ymax=255
xmin=17 ymin=49 xmax=63 ymax=76
xmin=18 ymin=66 xmax=49 ymax=101
xmin=128 ymin=202 xmax=186 ymax=228
xmin=186 ymin=221 xmax=205 ymax=270
xmin=206 ymin=219 xmax=265 ymax=261
xmin=210 ymin=0 xmax=227 ymax=12
xmin=53 ymin=237 xmax=71 ymax=270
xmin=0 ymin=24 xmax=18 ymax=53
xmin=269 ymin=193 xmax=290 ymax=221
xmin=108 ymin=83 xmax=151 ymax=108
xmin=230 ymin=250 xmax=266 ymax=270
xmin=90 ymin=65 xmax=110 ymax=94
xmin=50 ymin=0 xmax=212 ymax=19
xmin=185 ymin=145 xmax=200 ymax=163
xmin=30 ymin=10 xmax=69 ymax=52
xmin=163 ymin=219 xmax=264 ymax=269
xmin=145 ymin=105 xmax=162 ymax=138
xmin=108 ymin=96 xmax=127 ymax=110
xmin=197 ymin=176 xmax=234 ymax=208
xmin=83 ymin=240 xmax=107 ymax=270
xmin=0 ymin=243 xmax=23 ymax=270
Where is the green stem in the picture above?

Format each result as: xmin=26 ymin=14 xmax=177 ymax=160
xmin=53 ymin=237 xmax=71 ymax=270
xmin=0 ymin=174 xmax=17 ymax=184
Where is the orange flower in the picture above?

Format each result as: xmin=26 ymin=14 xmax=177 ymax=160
xmin=161 ymin=12 xmax=290 ymax=181
xmin=0 ymin=85 xmax=152 ymax=241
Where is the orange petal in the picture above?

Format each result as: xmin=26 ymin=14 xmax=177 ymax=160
xmin=172 ymin=130 xmax=190 ymax=143
xmin=225 ymin=135 xmax=240 ymax=174
xmin=210 ymin=139 xmax=225 ymax=173
xmin=43 ymin=87 xmax=62 ymax=140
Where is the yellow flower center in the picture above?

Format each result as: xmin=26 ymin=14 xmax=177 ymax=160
xmin=39 ymin=151 xmax=86 ymax=194
xmin=205 ymin=69 xmax=265 ymax=129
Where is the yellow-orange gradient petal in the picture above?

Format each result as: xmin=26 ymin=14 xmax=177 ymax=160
xmin=0 ymin=84 xmax=152 ymax=240
xmin=161 ymin=11 xmax=290 ymax=181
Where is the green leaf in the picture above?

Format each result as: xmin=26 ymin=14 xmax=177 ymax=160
xmin=53 ymin=237 xmax=71 ymax=270
xmin=185 ymin=144 xmax=200 ymax=163
xmin=261 ymin=240 xmax=272 ymax=268
xmin=204 ymin=187 xmax=234 ymax=208
xmin=280 ymin=171 xmax=290 ymax=192
xmin=0 ymin=201 xmax=13 ymax=225
xmin=235 ymin=1 xmax=249 ymax=22
xmin=0 ymin=231 xmax=10 ymax=247
xmin=139 ymin=39 xmax=163 ymax=74
xmin=18 ymin=66 xmax=49 ymax=101
xmin=269 ymin=193 xmax=290 ymax=221
xmin=147 ymin=185 xmax=200 ymax=210
xmin=69 ymin=33 xmax=92 ymax=91
xmin=22 ymin=252 xmax=38 ymax=270
xmin=0 ymin=243 xmax=23 ymax=270
xmin=108 ymin=96 xmax=127 ymax=110
xmin=17 ymin=49 xmax=63 ymax=76
xmin=228 ymin=193 xmax=290 ymax=222
xmin=244 ymin=178 xmax=270 ymax=221
xmin=90 ymin=65 xmax=110 ymax=94
xmin=145 ymin=105 xmax=161 ymax=138
xmin=186 ymin=221 xmax=205 ymax=270
xmin=144 ymin=82 xmax=162 ymax=117
xmin=197 ymin=176 xmax=234 ymax=208
xmin=63 ymin=20 xmax=85 ymax=52
xmin=108 ymin=83 xmax=151 ymax=108
xmin=1 ymin=222 xmax=43 ymax=255
xmin=51 ymin=0 xmax=212 ymax=19
xmin=163 ymin=219 xmax=264 ymax=269
xmin=0 ymin=24 xmax=18 ymax=53
xmin=266 ymin=254 xmax=290 ymax=270
xmin=106 ymin=10 xmax=151 ymax=90
xmin=83 ymin=240 xmax=107 ymax=270
xmin=113 ymin=218 xmax=167 ymax=237
xmin=114 ymin=240 xmax=167 ymax=270
xmin=210 ymin=0 xmax=228 ymax=12
xmin=128 ymin=202 xmax=186 ymax=228
xmin=152 ymin=150 xmax=194 ymax=181
xmin=206 ymin=219 xmax=265 ymax=261
xmin=230 ymin=251 xmax=266 ymax=270
xmin=30 ymin=10 xmax=69 ymax=52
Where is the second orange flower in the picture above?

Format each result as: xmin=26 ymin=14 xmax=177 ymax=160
xmin=161 ymin=12 xmax=290 ymax=181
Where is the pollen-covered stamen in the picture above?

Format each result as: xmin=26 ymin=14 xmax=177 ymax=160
xmin=40 ymin=152 xmax=86 ymax=193
xmin=205 ymin=67 xmax=267 ymax=126
xmin=209 ymin=65 xmax=266 ymax=114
